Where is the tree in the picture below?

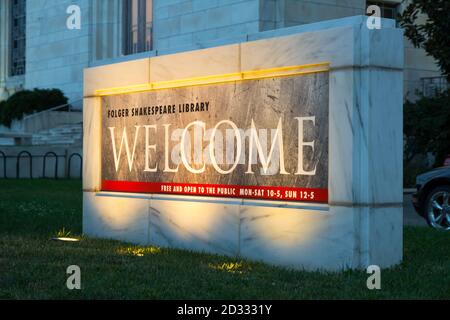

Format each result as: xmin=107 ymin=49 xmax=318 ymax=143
xmin=400 ymin=0 xmax=450 ymax=175
xmin=404 ymin=90 xmax=450 ymax=166
xmin=399 ymin=0 xmax=450 ymax=81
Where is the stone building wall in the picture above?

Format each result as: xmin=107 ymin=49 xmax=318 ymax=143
xmin=0 ymin=0 xmax=444 ymax=106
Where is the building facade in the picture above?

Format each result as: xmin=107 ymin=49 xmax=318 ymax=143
xmin=0 ymin=0 xmax=445 ymax=107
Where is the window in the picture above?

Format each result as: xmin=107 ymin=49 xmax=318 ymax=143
xmin=421 ymin=76 xmax=449 ymax=98
xmin=366 ymin=1 xmax=398 ymax=19
xmin=123 ymin=0 xmax=153 ymax=55
xmin=10 ymin=0 xmax=26 ymax=76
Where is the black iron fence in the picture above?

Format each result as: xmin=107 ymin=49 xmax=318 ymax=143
xmin=0 ymin=150 xmax=82 ymax=179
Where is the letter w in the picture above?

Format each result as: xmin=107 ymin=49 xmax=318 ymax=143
xmin=109 ymin=126 xmax=141 ymax=172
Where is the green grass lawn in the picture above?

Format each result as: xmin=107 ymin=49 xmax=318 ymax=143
xmin=0 ymin=179 xmax=449 ymax=299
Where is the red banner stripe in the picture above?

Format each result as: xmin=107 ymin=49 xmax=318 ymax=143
xmin=101 ymin=180 xmax=328 ymax=203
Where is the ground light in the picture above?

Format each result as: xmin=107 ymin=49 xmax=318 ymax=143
xmin=51 ymin=237 xmax=80 ymax=242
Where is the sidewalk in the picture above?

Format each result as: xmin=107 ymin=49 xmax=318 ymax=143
xmin=403 ymin=188 xmax=428 ymax=227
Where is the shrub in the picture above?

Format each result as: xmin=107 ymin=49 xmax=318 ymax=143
xmin=0 ymin=100 xmax=7 ymax=127
xmin=404 ymin=159 xmax=429 ymax=188
xmin=0 ymin=88 xmax=68 ymax=127
xmin=404 ymin=89 xmax=450 ymax=168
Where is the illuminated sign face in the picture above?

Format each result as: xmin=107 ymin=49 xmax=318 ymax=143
xmin=101 ymin=71 xmax=329 ymax=203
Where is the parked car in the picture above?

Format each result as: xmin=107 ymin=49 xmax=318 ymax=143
xmin=412 ymin=166 xmax=450 ymax=231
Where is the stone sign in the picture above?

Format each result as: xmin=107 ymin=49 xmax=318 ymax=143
xmin=101 ymin=72 xmax=329 ymax=202
xmin=84 ymin=17 xmax=404 ymax=271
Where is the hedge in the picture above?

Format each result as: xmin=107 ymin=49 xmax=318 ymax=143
xmin=0 ymin=88 xmax=68 ymax=127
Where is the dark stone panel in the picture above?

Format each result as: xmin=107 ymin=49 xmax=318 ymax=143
xmin=101 ymin=72 xmax=329 ymax=190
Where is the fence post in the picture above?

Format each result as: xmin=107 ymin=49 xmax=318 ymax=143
xmin=68 ymin=153 xmax=83 ymax=179
xmin=64 ymin=149 xmax=69 ymax=179
xmin=16 ymin=151 xmax=33 ymax=179
xmin=43 ymin=152 xmax=58 ymax=179
xmin=0 ymin=151 xmax=6 ymax=179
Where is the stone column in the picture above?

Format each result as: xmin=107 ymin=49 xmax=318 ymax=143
xmin=0 ymin=0 xmax=10 ymax=101
xmin=91 ymin=0 xmax=123 ymax=62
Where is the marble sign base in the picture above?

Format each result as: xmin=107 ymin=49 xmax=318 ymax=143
xmin=83 ymin=16 xmax=403 ymax=271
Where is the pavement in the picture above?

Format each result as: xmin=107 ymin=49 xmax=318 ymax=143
xmin=403 ymin=192 xmax=428 ymax=227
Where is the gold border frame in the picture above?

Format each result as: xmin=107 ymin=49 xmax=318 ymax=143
xmin=96 ymin=61 xmax=331 ymax=193
xmin=94 ymin=62 xmax=330 ymax=97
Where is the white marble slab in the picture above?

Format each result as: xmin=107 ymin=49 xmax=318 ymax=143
xmin=83 ymin=192 xmax=150 ymax=245
xmin=82 ymin=98 xmax=102 ymax=191
xmin=328 ymin=69 xmax=355 ymax=204
xmin=366 ymin=69 xmax=403 ymax=204
xmin=149 ymin=195 xmax=240 ymax=256
xmin=241 ymin=26 xmax=355 ymax=71
xmin=328 ymin=45 xmax=403 ymax=206
xmin=366 ymin=207 xmax=403 ymax=268
xmin=84 ymin=58 xmax=150 ymax=97
xmin=240 ymin=203 xmax=356 ymax=270
xmin=362 ymin=28 xmax=404 ymax=69
xmin=150 ymin=43 xmax=240 ymax=82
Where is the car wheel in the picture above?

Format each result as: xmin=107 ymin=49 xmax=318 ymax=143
xmin=424 ymin=185 xmax=450 ymax=231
